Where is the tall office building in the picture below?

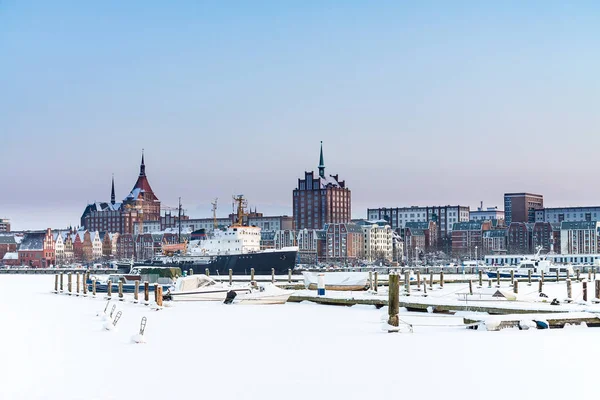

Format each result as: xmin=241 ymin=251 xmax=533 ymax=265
xmin=504 ymin=193 xmax=543 ymax=226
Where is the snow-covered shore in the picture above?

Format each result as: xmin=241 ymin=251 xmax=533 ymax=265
xmin=0 ymin=275 xmax=597 ymax=400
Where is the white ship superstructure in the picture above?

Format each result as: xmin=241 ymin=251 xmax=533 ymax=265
xmin=189 ymin=226 xmax=262 ymax=256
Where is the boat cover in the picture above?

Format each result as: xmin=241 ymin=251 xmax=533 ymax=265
xmin=175 ymin=275 xmax=216 ymax=291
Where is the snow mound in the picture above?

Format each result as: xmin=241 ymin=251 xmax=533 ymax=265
xmin=103 ymin=321 xmax=116 ymax=331
xmin=518 ymin=320 xmax=535 ymax=330
xmin=131 ymin=334 xmax=146 ymax=344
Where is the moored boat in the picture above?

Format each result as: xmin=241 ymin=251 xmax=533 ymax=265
xmin=165 ymin=275 xmax=251 ymax=301
xmin=302 ymin=271 xmax=369 ymax=291
xmin=486 ymin=246 xmax=575 ymax=279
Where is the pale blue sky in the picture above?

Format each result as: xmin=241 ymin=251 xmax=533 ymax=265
xmin=1 ymin=1 xmax=599 ymax=230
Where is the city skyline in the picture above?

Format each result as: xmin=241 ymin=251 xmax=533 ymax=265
xmin=2 ymin=1 xmax=599 ymax=230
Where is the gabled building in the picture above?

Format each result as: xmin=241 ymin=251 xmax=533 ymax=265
xmin=18 ymin=229 xmax=55 ymax=268
xmin=482 ymin=229 xmax=507 ymax=255
xmin=451 ymin=221 xmax=491 ymax=257
xmin=0 ymin=234 xmax=17 ymax=261
xmin=532 ymin=222 xmax=561 ymax=254
xmin=356 ymin=220 xmax=393 ymax=263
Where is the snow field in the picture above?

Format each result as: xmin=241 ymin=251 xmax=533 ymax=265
xmin=0 ymin=275 xmax=598 ymax=400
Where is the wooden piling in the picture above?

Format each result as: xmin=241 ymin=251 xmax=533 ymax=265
xmin=60 ymin=273 xmax=64 ymax=292
xmin=596 ymin=280 xmax=600 ymax=300
xmin=229 ymin=269 xmax=233 ymax=285
xmin=92 ymin=279 xmax=97 ymax=296
xmin=594 ymin=267 xmax=596 ymax=280
xmin=118 ymin=281 xmax=124 ymax=301
xmin=423 ymin=279 xmax=427 ymax=294
xmin=429 ymin=271 xmax=434 ymax=289
xmin=67 ymin=273 xmax=72 ymax=295
xmin=374 ymin=272 xmax=379 ymax=292
xmin=54 ymin=274 xmax=58 ymax=293
xmin=369 ymin=271 xmax=373 ymax=290
xmin=76 ymin=273 xmax=80 ymax=295
xmin=528 ymin=269 xmax=532 ymax=285
xmin=488 ymin=279 xmax=492 ymax=288
xmin=250 ymin=268 xmax=255 ymax=282
xmin=83 ymin=274 xmax=87 ymax=295
xmin=583 ymin=281 xmax=588 ymax=302
xmin=154 ymin=283 xmax=159 ymax=303
xmin=566 ymin=270 xmax=571 ymax=282
xmin=405 ymin=270 xmax=411 ymax=295
xmin=538 ymin=279 xmax=543 ymax=293
xmin=589 ymin=269 xmax=592 ymax=281
xmin=567 ymin=279 xmax=572 ymax=299
xmin=495 ymin=270 xmax=500 ymax=287
xmin=416 ymin=270 xmax=421 ymax=288
xmin=107 ymin=280 xmax=112 ymax=298
xmin=576 ymin=269 xmax=580 ymax=282
xmin=144 ymin=281 xmax=149 ymax=304
xmin=271 ymin=268 xmax=275 ymax=284
xmin=387 ymin=273 xmax=399 ymax=331
xmin=478 ymin=270 xmax=483 ymax=287
xmin=513 ymin=279 xmax=518 ymax=294
xmin=134 ymin=280 xmax=139 ymax=301
xmin=541 ymin=271 xmax=545 ymax=284
xmin=157 ymin=286 xmax=163 ymax=307
xmin=469 ymin=280 xmax=473 ymax=295
xmin=288 ymin=269 xmax=292 ymax=283
xmin=440 ymin=271 xmax=444 ymax=288
xmin=510 ymin=270 xmax=514 ymax=286
xmin=205 ymin=268 xmax=210 ymax=277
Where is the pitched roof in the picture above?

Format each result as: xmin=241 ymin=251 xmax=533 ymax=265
xmin=19 ymin=232 xmax=46 ymax=251
xmin=405 ymin=221 xmax=431 ymax=230
xmin=453 ymin=221 xmax=483 ymax=231
xmin=0 ymin=235 xmax=16 ymax=245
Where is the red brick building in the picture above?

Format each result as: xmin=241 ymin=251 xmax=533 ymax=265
xmin=293 ymin=142 xmax=351 ymax=230
xmin=0 ymin=235 xmax=17 ymax=260
xmin=451 ymin=221 xmax=492 ymax=257
xmin=504 ymin=193 xmax=544 ymax=225
xmin=507 ymin=222 xmax=533 ymax=254
xmin=81 ymin=152 xmax=161 ymax=235
xmin=18 ymin=229 xmax=55 ymax=268
xmin=532 ymin=222 xmax=561 ymax=254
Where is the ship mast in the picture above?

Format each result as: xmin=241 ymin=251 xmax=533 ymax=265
xmin=232 ymin=195 xmax=248 ymax=226
xmin=211 ymin=198 xmax=218 ymax=230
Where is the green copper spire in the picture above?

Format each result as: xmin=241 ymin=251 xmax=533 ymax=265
xmin=318 ymin=141 xmax=325 ymax=178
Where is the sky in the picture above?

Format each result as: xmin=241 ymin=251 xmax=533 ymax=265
xmin=1 ymin=1 xmax=599 ymax=230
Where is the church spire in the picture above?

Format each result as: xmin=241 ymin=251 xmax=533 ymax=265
xmin=111 ymin=174 xmax=115 ymax=205
xmin=318 ymin=141 xmax=325 ymax=178
xmin=140 ymin=149 xmax=146 ymax=176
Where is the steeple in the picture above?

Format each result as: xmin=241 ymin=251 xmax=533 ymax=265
xmin=140 ymin=149 xmax=146 ymax=176
xmin=318 ymin=141 xmax=325 ymax=178
xmin=110 ymin=174 xmax=115 ymax=205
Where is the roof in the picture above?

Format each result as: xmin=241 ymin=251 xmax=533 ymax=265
xmin=19 ymin=232 xmax=46 ymax=251
xmin=2 ymin=252 xmax=17 ymax=260
xmin=0 ymin=235 xmax=16 ymax=245
xmin=406 ymin=228 xmax=425 ymax=236
xmin=561 ymin=221 xmax=599 ymax=230
xmin=453 ymin=221 xmax=483 ymax=231
xmin=405 ymin=221 xmax=431 ymax=230
xmin=483 ymin=230 xmax=507 ymax=238
xmin=504 ymin=192 xmax=543 ymax=198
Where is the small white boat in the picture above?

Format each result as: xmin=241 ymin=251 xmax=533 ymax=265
xmin=232 ymin=284 xmax=294 ymax=305
xmin=302 ymin=271 xmax=369 ymax=291
xmin=166 ymin=275 xmax=251 ymax=301
xmin=487 ymin=246 xmax=575 ymax=280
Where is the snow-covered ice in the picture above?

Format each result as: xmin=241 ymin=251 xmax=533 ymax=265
xmin=0 ymin=275 xmax=598 ymax=400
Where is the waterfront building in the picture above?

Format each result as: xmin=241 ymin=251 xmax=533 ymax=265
xmin=451 ymin=221 xmax=491 ymax=257
xmin=18 ymin=229 xmax=55 ymax=268
xmin=367 ymin=205 xmax=469 ymax=251
xmin=469 ymin=206 xmax=504 ymax=224
xmin=293 ymin=142 xmax=351 ymax=230
xmin=560 ymin=221 xmax=600 ymax=255
xmin=504 ymin=193 xmax=543 ymax=225
xmin=404 ymin=221 xmax=437 ymax=254
xmin=355 ymin=220 xmax=393 ymax=263
xmin=0 ymin=234 xmax=17 ymax=261
xmin=482 ymin=229 xmax=507 ymax=255
xmin=532 ymin=222 xmax=560 ymax=253
xmin=535 ymin=206 xmax=600 ymax=223
xmin=324 ymin=223 xmax=364 ymax=262
xmin=507 ymin=222 xmax=533 ymax=254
